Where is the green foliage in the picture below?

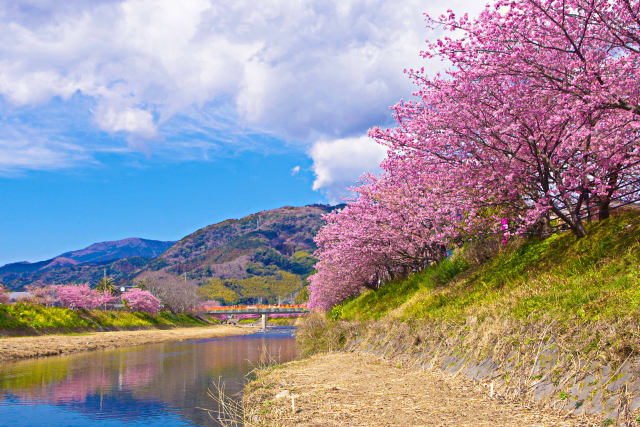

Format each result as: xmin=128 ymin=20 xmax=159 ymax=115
xmin=198 ymin=269 xmax=305 ymax=305
xmin=230 ymin=270 xmax=303 ymax=304
xmin=148 ymin=258 xmax=168 ymax=271
xmin=252 ymin=248 xmax=315 ymax=276
xmin=95 ymin=275 xmax=116 ymax=294
xmin=333 ymin=211 xmax=640 ymax=324
xmin=295 ymin=285 xmax=309 ymax=304
xmin=197 ymin=278 xmax=240 ymax=304
xmin=88 ymin=310 xmax=203 ymax=329
xmin=246 ymin=262 xmax=279 ymax=276
xmin=0 ymin=303 xmax=92 ymax=330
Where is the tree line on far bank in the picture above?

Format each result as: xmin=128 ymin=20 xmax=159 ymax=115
xmin=0 ymin=273 xmax=198 ymax=316
xmin=0 ymin=269 xmax=307 ymax=317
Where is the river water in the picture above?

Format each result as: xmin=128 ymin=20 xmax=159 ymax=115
xmin=0 ymin=327 xmax=296 ymax=426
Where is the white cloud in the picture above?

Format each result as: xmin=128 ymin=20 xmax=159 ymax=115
xmin=0 ymin=0 xmax=484 ymax=183
xmin=0 ymin=136 xmax=88 ymax=174
xmin=291 ymin=165 xmax=300 ymax=176
xmin=310 ymin=136 xmax=387 ymax=203
xmin=0 ymin=0 xmax=483 ymax=136
xmin=94 ymin=106 xmax=157 ymax=137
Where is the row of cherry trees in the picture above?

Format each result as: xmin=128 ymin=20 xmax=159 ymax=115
xmin=309 ymin=0 xmax=640 ymax=310
xmin=18 ymin=283 xmax=162 ymax=315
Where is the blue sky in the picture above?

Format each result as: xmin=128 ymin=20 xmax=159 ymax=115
xmin=0 ymin=0 xmax=481 ymax=265
xmin=0 ymin=149 xmax=323 ymax=264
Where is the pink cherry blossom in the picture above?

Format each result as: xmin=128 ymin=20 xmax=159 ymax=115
xmin=309 ymin=0 xmax=640 ymax=310
xmin=122 ymin=288 xmax=161 ymax=315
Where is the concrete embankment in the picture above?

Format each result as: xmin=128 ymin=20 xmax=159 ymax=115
xmin=0 ymin=325 xmax=255 ymax=362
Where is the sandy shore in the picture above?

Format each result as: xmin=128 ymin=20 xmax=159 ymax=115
xmin=244 ymin=352 xmax=597 ymax=426
xmin=0 ymin=325 xmax=255 ymax=362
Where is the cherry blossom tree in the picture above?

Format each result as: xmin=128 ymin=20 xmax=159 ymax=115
xmin=54 ymin=283 xmax=118 ymax=310
xmin=24 ymin=284 xmax=58 ymax=307
xmin=309 ymin=0 xmax=640 ymax=310
xmin=308 ymin=157 xmax=477 ymax=310
xmin=121 ymin=288 xmax=161 ymax=315
xmin=400 ymin=0 xmax=640 ymax=236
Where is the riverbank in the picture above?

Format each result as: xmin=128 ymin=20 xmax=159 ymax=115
xmin=0 ymin=303 xmax=210 ymax=337
xmin=0 ymin=324 xmax=255 ymax=362
xmin=243 ymin=212 xmax=640 ymax=424
xmin=244 ymin=352 xmax=591 ymax=426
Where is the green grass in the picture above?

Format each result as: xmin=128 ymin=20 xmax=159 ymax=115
xmin=0 ymin=303 xmax=207 ymax=335
xmin=334 ymin=257 xmax=468 ymax=321
xmin=333 ymin=210 xmax=640 ymax=324
xmin=0 ymin=303 xmax=92 ymax=330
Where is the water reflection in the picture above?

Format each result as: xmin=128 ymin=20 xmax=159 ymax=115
xmin=0 ymin=327 xmax=296 ymax=426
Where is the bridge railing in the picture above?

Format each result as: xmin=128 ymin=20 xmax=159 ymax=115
xmin=194 ymin=304 xmax=309 ymax=314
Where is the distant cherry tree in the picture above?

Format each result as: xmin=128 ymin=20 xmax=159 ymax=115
xmin=122 ymin=288 xmax=161 ymax=315
xmin=54 ymin=283 xmax=118 ymax=310
xmin=24 ymin=284 xmax=58 ymax=307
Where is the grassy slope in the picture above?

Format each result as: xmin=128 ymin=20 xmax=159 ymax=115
xmin=0 ymin=303 xmax=206 ymax=335
xmin=333 ymin=210 xmax=640 ymax=325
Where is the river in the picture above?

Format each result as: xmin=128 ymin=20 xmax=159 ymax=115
xmin=0 ymin=327 xmax=296 ymax=426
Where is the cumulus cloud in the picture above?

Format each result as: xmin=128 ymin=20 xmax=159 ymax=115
xmin=94 ymin=106 xmax=157 ymax=137
xmin=291 ymin=165 xmax=300 ymax=176
xmin=310 ymin=136 xmax=387 ymax=203
xmin=0 ymin=0 xmax=484 ymax=183
xmin=0 ymin=0 xmax=482 ymax=135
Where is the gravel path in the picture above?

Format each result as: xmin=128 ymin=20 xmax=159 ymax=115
xmin=0 ymin=325 xmax=254 ymax=362
xmin=244 ymin=352 xmax=594 ymax=426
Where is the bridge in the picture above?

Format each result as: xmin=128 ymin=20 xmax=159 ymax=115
xmin=195 ymin=304 xmax=309 ymax=331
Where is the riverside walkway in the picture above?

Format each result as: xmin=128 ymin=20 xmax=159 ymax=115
xmin=244 ymin=352 xmax=593 ymax=426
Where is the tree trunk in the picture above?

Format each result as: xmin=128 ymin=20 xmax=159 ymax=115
xmin=598 ymin=198 xmax=611 ymax=220
xmin=598 ymin=171 xmax=618 ymax=221
xmin=572 ymin=217 xmax=587 ymax=238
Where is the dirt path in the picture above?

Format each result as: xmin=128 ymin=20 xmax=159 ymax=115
xmin=244 ymin=352 xmax=595 ymax=426
xmin=0 ymin=325 xmax=254 ymax=362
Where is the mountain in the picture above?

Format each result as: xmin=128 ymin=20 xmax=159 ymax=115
xmin=0 ymin=205 xmax=342 ymax=302
xmin=58 ymin=238 xmax=176 ymax=264
xmin=0 ymin=238 xmax=175 ymax=290
xmin=137 ymin=204 xmax=342 ymax=304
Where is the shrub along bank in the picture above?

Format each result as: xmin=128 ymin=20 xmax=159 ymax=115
xmin=296 ymin=211 xmax=640 ymax=423
xmin=0 ymin=303 xmax=206 ymax=336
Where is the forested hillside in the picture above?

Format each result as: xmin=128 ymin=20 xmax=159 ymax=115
xmin=1 ymin=205 xmax=341 ymax=303
xmin=0 ymin=239 xmax=174 ymax=290
xmin=138 ymin=204 xmax=341 ymax=304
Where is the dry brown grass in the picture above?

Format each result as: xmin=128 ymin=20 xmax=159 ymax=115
xmin=294 ymin=313 xmax=640 ymax=423
xmin=244 ymin=352 xmax=594 ymax=426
